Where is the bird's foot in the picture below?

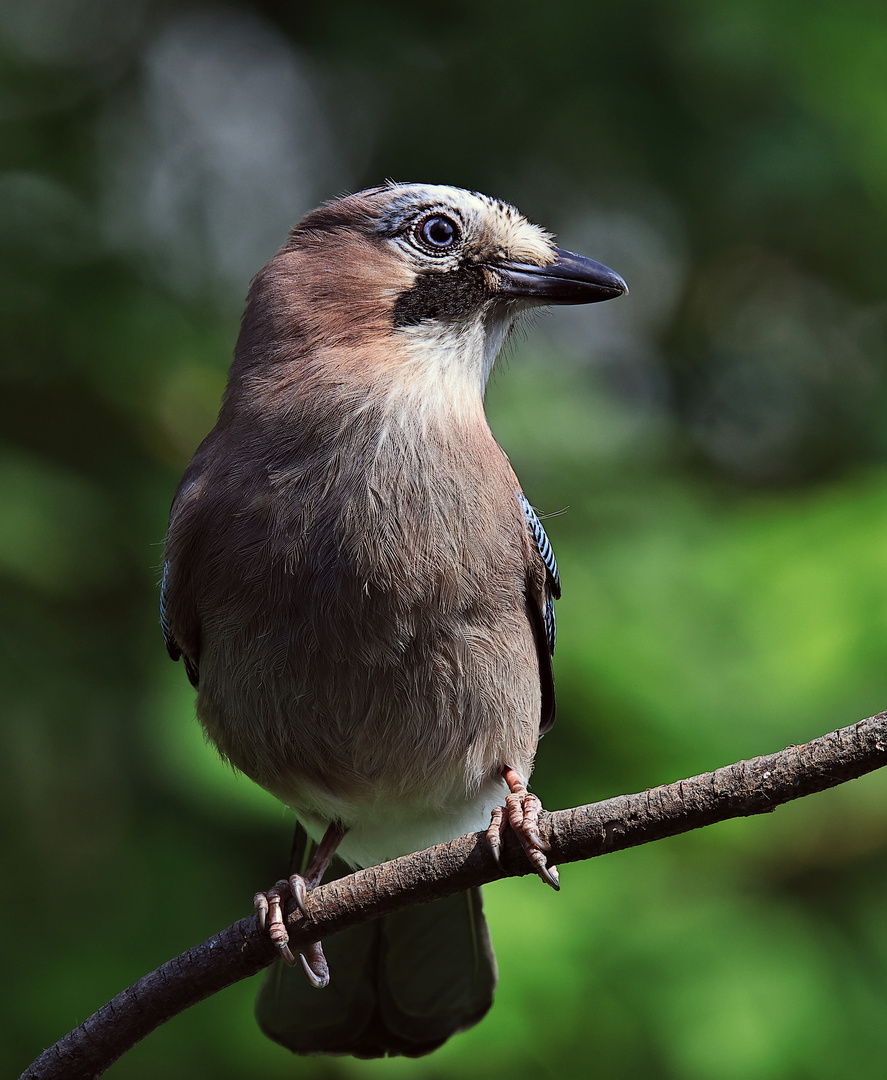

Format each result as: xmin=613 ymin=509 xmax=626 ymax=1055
xmin=253 ymin=821 xmax=347 ymax=987
xmin=254 ymin=877 xmax=330 ymax=986
xmin=486 ymin=767 xmax=559 ymax=890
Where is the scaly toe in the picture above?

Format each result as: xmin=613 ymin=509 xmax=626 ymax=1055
xmin=253 ymin=891 xmax=269 ymax=931
xmin=486 ymin=805 xmax=505 ymax=863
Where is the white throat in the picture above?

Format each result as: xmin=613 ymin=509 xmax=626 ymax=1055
xmin=388 ymin=306 xmax=515 ymax=424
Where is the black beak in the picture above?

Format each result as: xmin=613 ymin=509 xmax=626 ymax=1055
xmin=490 ymin=247 xmax=628 ymax=305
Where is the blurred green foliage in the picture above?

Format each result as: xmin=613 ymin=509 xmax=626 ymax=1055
xmin=4 ymin=1 xmax=887 ymax=1077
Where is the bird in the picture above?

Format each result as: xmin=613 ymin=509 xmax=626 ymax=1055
xmin=160 ymin=181 xmax=627 ymax=1057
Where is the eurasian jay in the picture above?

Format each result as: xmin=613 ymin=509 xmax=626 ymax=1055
xmin=161 ymin=182 xmax=626 ymax=1056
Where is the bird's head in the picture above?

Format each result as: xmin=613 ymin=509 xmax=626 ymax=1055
xmin=235 ymin=182 xmax=627 ymax=421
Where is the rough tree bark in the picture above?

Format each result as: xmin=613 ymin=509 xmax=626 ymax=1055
xmin=19 ymin=712 xmax=887 ymax=1080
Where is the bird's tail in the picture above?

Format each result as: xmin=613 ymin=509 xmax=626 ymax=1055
xmin=255 ymin=823 xmax=497 ymax=1058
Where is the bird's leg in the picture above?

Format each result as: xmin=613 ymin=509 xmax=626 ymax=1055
xmin=487 ymin=767 xmax=559 ymax=890
xmin=254 ymin=821 xmax=348 ymax=987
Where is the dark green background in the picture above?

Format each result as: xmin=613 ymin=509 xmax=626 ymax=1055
xmin=5 ymin=1 xmax=887 ymax=1076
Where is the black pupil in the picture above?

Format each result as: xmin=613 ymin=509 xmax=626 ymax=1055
xmin=422 ymin=216 xmax=456 ymax=248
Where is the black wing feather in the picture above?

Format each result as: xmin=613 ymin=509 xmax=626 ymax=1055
xmin=160 ymin=560 xmax=200 ymax=688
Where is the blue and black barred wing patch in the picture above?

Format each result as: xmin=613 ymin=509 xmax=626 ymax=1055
xmin=518 ymin=492 xmax=561 ymax=654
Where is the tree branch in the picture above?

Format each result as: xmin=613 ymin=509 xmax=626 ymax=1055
xmin=20 ymin=712 xmax=887 ymax=1080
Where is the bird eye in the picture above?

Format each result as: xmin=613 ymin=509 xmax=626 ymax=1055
xmin=416 ymin=214 xmax=460 ymax=252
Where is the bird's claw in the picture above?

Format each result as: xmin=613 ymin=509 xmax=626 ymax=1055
xmin=253 ymin=875 xmax=327 ymax=979
xmin=300 ymin=942 xmax=330 ymax=988
xmin=487 ymin=768 xmax=560 ymax=890
xmin=289 ymin=873 xmax=310 ymax=918
xmin=254 ymin=821 xmax=347 ymax=984
xmin=505 ymin=788 xmax=549 ymax=852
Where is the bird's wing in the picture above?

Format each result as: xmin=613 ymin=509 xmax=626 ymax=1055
xmin=518 ymin=492 xmax=559 ymax=734
xmin=518 ymin=492 xmax=560 ymax=653
xmin=160 ymin=559 xmax=200 ymax=688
